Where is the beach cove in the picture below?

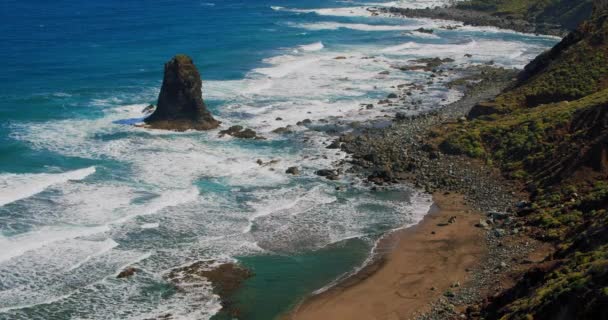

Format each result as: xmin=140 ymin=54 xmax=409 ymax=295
xmin=0 ymin=1 xmax=560 ymax=319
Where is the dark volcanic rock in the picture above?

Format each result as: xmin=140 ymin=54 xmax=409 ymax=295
xmin=316 ymin=169 xmax=339 ymax=180
xmin=117 ymin=267 xmax=139 ymax=278
xmin=327 ymin=140 xmax=342 ymax=149
xmin=286 ymin=166 xmax=301 ymax=175
xmin=166 ymin=261 xmax=252 ymax=317
xmin=272 ymin=126 xmax=293 ymax=134
xmin=219 ymin=125 xmax=264 ymax=139
xmin=145 ymin=55 xmax=220 ymax=131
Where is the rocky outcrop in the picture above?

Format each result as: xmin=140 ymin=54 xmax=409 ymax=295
xmin=117 ymin=267 xmax=139 ymax=278
xmin=145 ymin=55 xmax=220 ymax=131
xmin=166 ymin=261 xmax=252 ymax=317
xmin=219 ymin=125 xmax=265 ymax=140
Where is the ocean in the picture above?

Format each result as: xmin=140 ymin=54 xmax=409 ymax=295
xmin=0 ymin=0 xmax=557 ymax=319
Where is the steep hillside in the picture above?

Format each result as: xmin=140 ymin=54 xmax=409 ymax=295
xmin=468 ymin=8 xmax=608 ymax=117
xmin=436 ymin=4 xmax=608 ymax=319
xmin=456 ymin=0 xmax=593 ymax=30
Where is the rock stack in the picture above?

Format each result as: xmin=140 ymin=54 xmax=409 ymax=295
xmin=145 ymin=55 xmax=220 ymax=131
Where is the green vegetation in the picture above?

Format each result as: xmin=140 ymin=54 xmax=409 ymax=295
xmin=456 ymin=0 xmax=593 ymax=29
xmin=442 ymin=89 xmax=608 ymax=178
xmin=436 ymin=7 xmax=608 ymax=319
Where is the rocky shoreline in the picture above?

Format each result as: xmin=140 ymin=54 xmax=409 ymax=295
xmin=307 ymin=64 xmax=554 ymax=319
xmin=378 ymin=6 xmax=568 ymax=37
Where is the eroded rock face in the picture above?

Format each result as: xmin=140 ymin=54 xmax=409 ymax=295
xmin=145 ymin=55 xmax=220 ymax=131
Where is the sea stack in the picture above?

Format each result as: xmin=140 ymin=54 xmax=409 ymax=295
xmin=145 ymin=55 xmax=220 ymax=131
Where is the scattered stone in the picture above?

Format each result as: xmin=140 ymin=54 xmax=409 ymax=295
xmin=490 ymin=211 xmax=510 ymax=220
xmin=476 ymin=219 xmax=490 ymax=229
xmin=494 ymin=228 xmax=507 ymax=237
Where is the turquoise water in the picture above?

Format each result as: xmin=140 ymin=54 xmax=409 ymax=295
xmin=0 ymin=0 xmax=558 ymax=319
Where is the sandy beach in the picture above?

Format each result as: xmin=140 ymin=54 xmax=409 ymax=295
xmin=288 ymin=192 xmax=487 ymax=320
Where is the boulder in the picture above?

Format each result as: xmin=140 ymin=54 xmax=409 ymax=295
xmin=219 ymin=125 xmax=264 ymax=139
xmin=316 ymin=169 xmax=339 ymax=180
xmin=326 ymin=140 xmax=342 ymax=149
xmin=117 ymin=267 xmax=139 ymax=279
xmin=145 ymin=55 xmax=220 ymax=131
xmin=286 ymin=167 xmax=300 ymax=175
xmin=272 ymin=126 xmax=293 ymax=134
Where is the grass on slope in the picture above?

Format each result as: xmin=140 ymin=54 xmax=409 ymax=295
xmin=456 ymin=0 xmax=593 ymax=29
xmin=432 ymin=9 xmax=608 ymax=319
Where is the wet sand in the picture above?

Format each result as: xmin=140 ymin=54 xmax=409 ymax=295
xmin=288 ymin=192 xmax=486 ymax=320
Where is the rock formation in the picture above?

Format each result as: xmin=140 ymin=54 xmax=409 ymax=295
xmin=145 ymin=55 xmax=220 ymax=131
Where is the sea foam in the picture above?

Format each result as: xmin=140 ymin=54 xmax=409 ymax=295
xmin=0 ymin=167 xmax=96 ymax=207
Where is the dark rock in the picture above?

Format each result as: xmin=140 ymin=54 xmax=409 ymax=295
xmin=117 ymin=267 xmax=138 ymax=279
xmin=219 ymin=126 xmax=262 ymax=139
xmin=286 ymin=166 xmax=300 ymax=175
xmin=316 ymin=169 xmax=339 ymax=180
xmin=145 ymin=55 xmax=220 ymax=131
xmin=142 ymin=104 xmax=155 ymax=114
xmin=219 ymin=125 xmax=244 ymax=136
xmin=395 ymin=112 xmax=411 ymax=120
xmin=327 ymin=140 xmax=342 ymax=149
xmin=166 ymin=261 xmax=252 ymax=317
xmin=233 ymin=128 xmax=258 ymax=139
xmin=415 ymin=27 xmax=434 ymax=34
xmin=272 ymin=126 xmax=293 ymax=134
xmin=368 ymin=168 xmax=394 ymax=184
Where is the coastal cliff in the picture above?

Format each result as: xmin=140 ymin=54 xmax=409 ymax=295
xmin=384 ymin=0 xmax=593 ymax=36
xmin=435 ymin=2 xmax=608 ymax=319
xmin=144 ymin=55 xmax=220 ymax=131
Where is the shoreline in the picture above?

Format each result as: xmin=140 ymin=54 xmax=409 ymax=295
xmin=283 ymin=63 xmax=537 ymax=319
xmin=288 ymin=192 xmax=487 ymax=320
xmin=378 ymin=6 xmax=569 ymax=37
